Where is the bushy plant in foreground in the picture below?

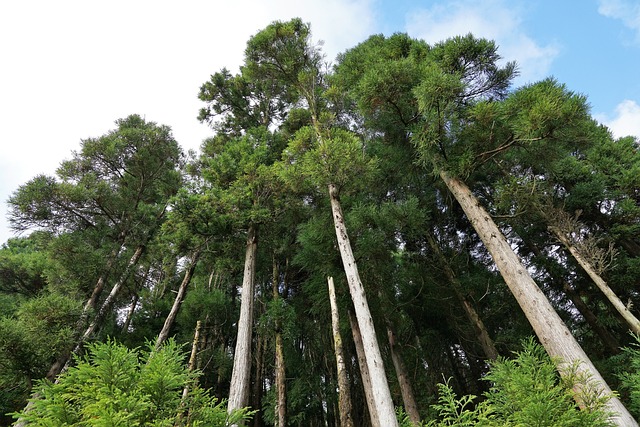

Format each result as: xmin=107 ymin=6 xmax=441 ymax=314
xmin=408 ymin=338 xmax=614 ymax=427
xmin=13 ymin=338 xmax=251 ymax=426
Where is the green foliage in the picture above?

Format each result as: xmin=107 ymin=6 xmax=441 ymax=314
xmin=0 ymin=233 xmax=51 ymax=296
xmin=8 ymin=114 xmax=183 ymax=242
xmin=423 ymin=339 xmax=614 ymax=427
xmin=281 ymin=125 xmax=378 ymax=194
xmin=0 ymin=291 xmax=82 ymax=421
xmin=617 ymin=334 xmax=640 ymax=418
xmin=13 ymin=338 xmax=251 ymax=426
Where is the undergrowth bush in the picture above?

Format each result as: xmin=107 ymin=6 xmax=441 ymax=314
xmin=400 ymin=338 xmax=614 ymax=427
xmin=13 ymin=338 xmax=251 ymax=426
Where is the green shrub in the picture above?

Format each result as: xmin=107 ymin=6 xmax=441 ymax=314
xmin=421 ymin=338 xmax=613 ymax=427
xmin=13 ymin=338 xmax=251 ymax=426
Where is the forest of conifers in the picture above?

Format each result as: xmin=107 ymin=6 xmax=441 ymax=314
xmin=2 ymin=18 xmax=640 ymax=427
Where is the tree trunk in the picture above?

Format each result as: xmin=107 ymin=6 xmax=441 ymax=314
xmin=251 ymin=333 xmax=266 ymax=427
xmin=273 ymin=259 xmax=286 ymax=427
xmin=440 ymin=170 xmax=637 ymax=426
xmin=328 ymin=276 xmax=354 ymax=427
xmin=155 ymin=249 xmax=201 ymax=350
xmin=328 ymin=183 xmax=398 ymax=427
xmin=426 ymin=232 xmax=499 ymax=360
xmin=228 ymin=225 xmax=258 ymax=422
xmin=121 ymin=293 xmax=139 ymax=333
xmin=176 ymin=320 xmax=202 ymax=425
xmin=349 ymin=310 xmax=381 ymax=427
xmin=82 ymin=233 xmax=127 ymax=317
xmin=83 ymin=248 xmax=119 ymax=315
xmin=563 ymin=281 xmax=621 ymax=355
xmin=386 ymin=325 xmax=421 ymax=426
xmin=550 ymin=226 xmax=640 ymax=335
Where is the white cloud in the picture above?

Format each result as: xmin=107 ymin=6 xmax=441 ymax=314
xmin=596 ymin=100 xmax=640 ymax=139
xmin=598 ymin=0 xmax=640 ymax=43
xmin=0 ymin=0 xmax=376 ymax=244
xmin=405 ymin=0 xmax=560 ymax=85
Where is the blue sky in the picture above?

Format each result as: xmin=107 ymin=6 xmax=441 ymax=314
xmin=1 ymin=0 xmax=639 ymax=245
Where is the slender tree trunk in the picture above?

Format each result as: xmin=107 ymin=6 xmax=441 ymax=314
xmin=550 ymin=226 xmax=640 ymax=335
xmin=349 ymin=310 xmax=381 ymax=427
xmin=328 ymin=184 xmax=398 ymax=427
xmin=563 ymin=281 xmax=621 ymax=355
xmin=175 ymin=320 xmax=202 ymax=426
xmin=386 ymin=325 xmax=421 ymax=426
xmin=155 ymin=250 xmax=201 ymax=350
xmin=121 ymin=293 xmax=139 ymax=333
xmin=274 ymin=331 xmax=286 ymax=427
xmin=228 ymin=225 xmax=258 ymax=422
xmin=426 ymin=232 xmax=499 ymax=360
xmin=84 ymin=247 xmax=120 ymax=315
xmin=252 ymin=333 xmax=266 ymax=427
xmin=440 ymin=170 xmax=637 ymax=426
xmin=82 ymin=232 xmax=127 ymax=316
xmin=273 ymin=259 xmax=286 ymax=427
xmin=328 ymin=276 xmax=354 ymax=427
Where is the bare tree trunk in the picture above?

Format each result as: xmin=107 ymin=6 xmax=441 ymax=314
xmin=328 ymin=277 xmax=354 ymax=427
xmin=349 ymin=310 xmax=381 ymax=427
xmin=273 ymin=260 xmax=286 ymax=427
xmin=175 ymin=320 xmax=202 ymax=426
xmin=84 ymin=247 xmax=120 ymax=316
xmin=426 ymin=232 xmax=499 ymax=360
xmin=441 ymin=170 xmax=637 ymax=426
xmin=386 ymin=325 xmax=421 ymax=426
xmin=155 ymin=250 xmax=201 ymax=350
xmin=228 ymin=225 xmax=258 ymax=422
xmin=251 ymin=333 xmax=266 ymax=427
xmin=550 ymin=226 xmax=640 ymax=335
xmin=329 ymin=184 xmax=398 ymax=427
xmin=121 ymin=293 xmax=139 ymax=333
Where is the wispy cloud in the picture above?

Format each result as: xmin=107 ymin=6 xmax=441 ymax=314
xmin=598 ymin=0 xmax=640 ymax=43
xmin=596 ymin=100 xmax=640 ymax=139
xmin=405 ymin=0 xmax=560 ymax=85
xmin=0 ymin=0 xmax=377 ymax=244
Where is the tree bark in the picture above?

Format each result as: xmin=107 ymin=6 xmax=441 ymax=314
xmin=83 ymin=248 xmax=119 ymax=316
xmin=228 ymin=225 xmax=258 ymax=422
xmin=155 ymin=249 xmax=201 ymax=350
xmin=251 ymin=333 xmax=266 ymax=427
xmin=328 ymin=276 xmax=354 ymax=427
xmin=440 ymin=170 xmax=637 ymax=426
xmin=121 ymin=293 xmax=139 ymax=334
xmin=328 ymin=183 xmax=398 ymax=427
xmin=386 ymin=325 xmax=421 ymax=426
xmin=349 ymin=310 xmax=380 ymax=427
xmin=550 ymin=226 xmax=640 ymax=335
xmin=426 ymin=232 xmax=499 ymax=360
xmin=176 ymin=320 xmax=202 ymax=425
xmin=273 ymin=260 xmax=286 ymax=427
